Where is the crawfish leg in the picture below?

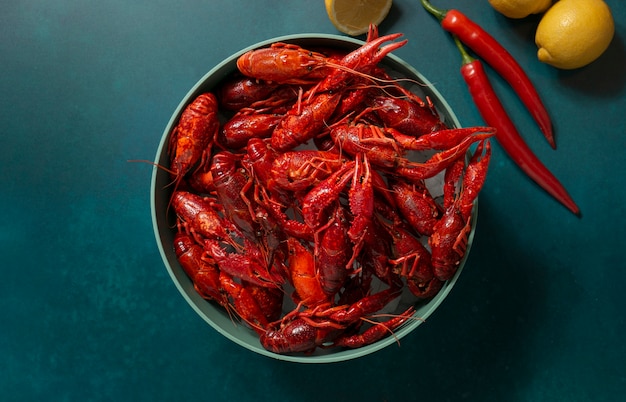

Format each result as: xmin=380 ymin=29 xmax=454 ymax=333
xmin=332 ymin=307 xmax=415 ymax=348
xmin=328 ymin=286 xmax=403 ymax=324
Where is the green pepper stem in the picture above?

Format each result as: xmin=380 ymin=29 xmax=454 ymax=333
xmin=420 ymin=0 xmax=447 ymax=21
xmin=452 ymin=35 xmax=476 ymax=66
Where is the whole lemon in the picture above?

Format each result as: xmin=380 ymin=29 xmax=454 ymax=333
xmin=535 ymin=0 xmax=614 ymax=69
xmin=488 ymin=0 xmax=553 ymax=19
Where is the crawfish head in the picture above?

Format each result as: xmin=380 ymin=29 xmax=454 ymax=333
xmin=390 ymin=179 xmax=441 ymax=236
xmin=236 ymin=43 xmax=329 ymax=84
xmin=370 ymin=96 xmax=446 ymax=137
xmin=260 ymin=317 xmax=343 ymax=354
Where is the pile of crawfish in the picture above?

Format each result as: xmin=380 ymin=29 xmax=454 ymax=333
xmin=165 ymin=28 xmax=494 ymax=355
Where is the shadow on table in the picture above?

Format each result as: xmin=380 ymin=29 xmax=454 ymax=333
xmin=554 ymin=32 xmax=626 ymax=97
xmin=265 ymin=194 xmax=556 ymax=401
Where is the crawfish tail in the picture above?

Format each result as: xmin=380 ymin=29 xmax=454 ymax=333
xmin=169 ymin=93 xmax=219 ymax=179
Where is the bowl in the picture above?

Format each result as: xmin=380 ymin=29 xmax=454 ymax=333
xmin=151 ymin=33 xmax=477 ymax=363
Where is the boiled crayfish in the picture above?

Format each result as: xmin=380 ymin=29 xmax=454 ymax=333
xmin=161 ymin=27 xmax=494 ymax=355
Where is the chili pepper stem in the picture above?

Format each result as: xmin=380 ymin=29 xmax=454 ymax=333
xmin=420 ymin=0 xmax=446 ymax=21
xmin=452 ymin=35 xmax=474 ymax=66
xmin=420 ymin=0 xmax=556 ymax=149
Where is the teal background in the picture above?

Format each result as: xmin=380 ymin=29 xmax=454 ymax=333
xmin=2 ymin=0 xmax=624 ymax=400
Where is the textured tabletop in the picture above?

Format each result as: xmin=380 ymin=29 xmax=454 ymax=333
xmin=2 ymin=1 xmax=625 ymax=400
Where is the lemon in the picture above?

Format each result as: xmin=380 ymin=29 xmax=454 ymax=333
xmin=488 ymin=0 xmax=553 ymax=19
xmin=535 ymin=0 xmax=614 ymax=69
xmin=325 ymin=0 xmax=392 ymax=36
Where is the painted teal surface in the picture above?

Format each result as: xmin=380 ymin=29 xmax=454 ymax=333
xmin=1 ymin=0 xmax=625 ymax=400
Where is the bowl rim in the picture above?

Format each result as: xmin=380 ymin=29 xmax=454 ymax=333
xmin=151 ymin=33 xmax=476 ymax=363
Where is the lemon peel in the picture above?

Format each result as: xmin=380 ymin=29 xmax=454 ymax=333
xmin=535 ymin=0 xmax=614 ymax=69
xmin=325 ymin=0 xmax=392 ymax=36
xmin=488 ymin=0 xmax=553 ymax=19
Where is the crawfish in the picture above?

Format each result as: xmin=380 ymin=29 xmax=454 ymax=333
xmin=270 ymin=34 xmax=409 ymax=151
xmin=171 ymin=190 xmax=243 ymax=248
xmin=168 ymin=93 xmax=219 ymax=183
xmin=387 ymin=126 xmax=496 ymax=152
xmin=300 ymin=161 xmax=355 ymax=231
xmin=204 ymin=238 xmax=285 ymax=289
xmin=260 ymin=316 xmax=347 ymax=354
xmin=346 ymin=153 xmax=374 ymax=245
xmin=287 ymin=237 xmax=330 ymax=308
xmin=243 ymin=138 xmax=281 ymax=193
xmin=315 ymin=33 xmax=408 ymax=93
xmin=384 ymin=221 xmax=438 ymax=298
xmin=271 ymin=91 xmax=342 ymax=152
xmin=270 ymin=149 xmax=347 ymax=192
xmin=370 ymin=95 xmax=446 ymax=137
xmin=218 ymin=76 xmax=279 ymax=111
xmin=299 ymin=155 xmax=379 ymax=253
xmin=260 ymin=311 xmax=411 ymax=354
xmin=219 ymin=272 xmax=283 ymax=333
xmin=259 ymin=289 xmax=412 ymax=354
xmin=430 ymin=140 xmax=492 ymax=281
xmin=219 ymin=112 xmax=284 ymax=150
xmin=210 ymin=151 xmax=257 ymax=236
xmin=390 ymin=178 xmax=442 ymax=236
xmin=237 ymin=42 xmax=331 ymax=85
xmin=317 ymin=206 xmax=352 ymax=298
xmin=329 ymin=121 xmax=494 ymax=181
xmin=243 ymin=139 xmax=314 ymax=241
xmin=173 ymin=230 xmax=227 ymax=306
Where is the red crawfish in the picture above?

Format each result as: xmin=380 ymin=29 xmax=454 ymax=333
xmin=219 ymin=112 xmax=284 ymax=150
xmin=210 ymin=151 xmax=257 ymax=236
xmin=370 ymin=95 xmax=447 ymax=137
xmin=300 ymin=160 xmax=356 ymax=231
xmin=219 ymin=272 xmax=283 ymax=333
xmin=243 ymin=138 xmax=281 ymax=193
xmin=204 ymin=238 xmax=286 ymax=289
xmin=287 ymin=237 xmax=330 ymax=308
xmin=384 ymin=221 xmax=444 ymax=299
xmin=315 ymin=33 xmax=408 ymax=93
xmin=236 ymin=42 xmax=331 ymax=85
xmin=243 ymin=139 xmax=315 ymax=241
xmin=259 ymin=310 xmax=413 ymax=354
xmin=260 ymin=289 xmax=412 ymax=354
xmin=329 ymin=122 xmax=495 ymax=181
xmin=430 ymin=140 xmax=492 ymax=281
xmin=390 ymin=178 xmax=442 ymax=236
xmin=173 ymin=230 xmax=227 ymax=306
xmin=270 ymin=33 xmax=409 ymax=151
xmin=170 ymin=190 xmax=244 ymax=248
xmin=218 ymin=76 xmax=279 ymax=111
xmin=317 ymin=206 xmax=352 ymax=298
xmin=271 ymin=91 xmax=342 ymax=152
xmin=270 ymin=149 xmax=347 ymax=192
xmin=168 ymin=93 xmax=219 ymax=183
xmin=346 ymin=153 xmax=374 ymax=246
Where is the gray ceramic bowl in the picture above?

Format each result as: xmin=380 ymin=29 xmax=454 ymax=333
xmin=151 ymin=33 xmax=477 ymax=363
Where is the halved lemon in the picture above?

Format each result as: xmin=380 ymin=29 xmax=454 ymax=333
xmin=325 ymin=0 xmax=393 ymax=36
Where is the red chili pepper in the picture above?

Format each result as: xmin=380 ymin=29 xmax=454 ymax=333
xmin=421 ymin=0 xmax=555 ymax=149
xmin=451 ymin=36 xmax=580 ymax=215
